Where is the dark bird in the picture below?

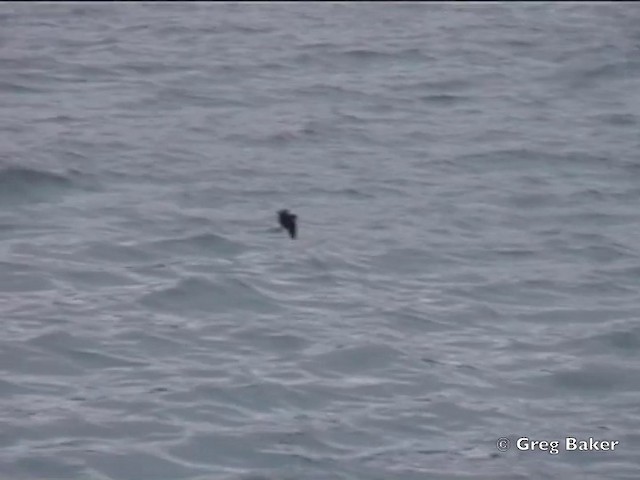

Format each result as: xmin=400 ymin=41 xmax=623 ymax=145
xmin=278 ymin=209 xmax=297 ymax=239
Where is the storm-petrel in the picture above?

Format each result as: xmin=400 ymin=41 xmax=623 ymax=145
xmin=278 ymin=209 xmax=297 ymax=239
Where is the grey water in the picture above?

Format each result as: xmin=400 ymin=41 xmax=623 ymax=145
xmin=1 ymin=2 xmax=640 ymax=479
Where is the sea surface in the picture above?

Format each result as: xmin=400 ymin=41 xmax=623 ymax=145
xmin=1 ymin=2 xmax=640 ymax=479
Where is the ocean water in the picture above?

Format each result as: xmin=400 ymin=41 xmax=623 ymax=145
xmin=1 ymin=2 xmax=640 ymax=479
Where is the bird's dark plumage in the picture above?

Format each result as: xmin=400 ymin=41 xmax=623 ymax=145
xmin=278 ymin=209 xmax=297 ymax=239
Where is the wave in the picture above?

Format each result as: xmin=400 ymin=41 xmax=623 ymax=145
xmin=594 ymin=112 xmax=637 ymax=126
xmin=0 ymin=80 xmax=44 ymax=94
xmin=419 ymin=94 xmax=469 ymax=105
xmin=0 ymin=166 xmax=71 ymax=187
xmin=0 ymin=166 xmax=86 ymax=206
xmin=338 ymin=47 xmax=426 ymax=62
xmin=146 ymin=232 xmax=247 ymax=257
xmin=291 ymin=46 xmax=427 ymax=69
xmin=139 ymin=275 xmax=281 ymax=314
